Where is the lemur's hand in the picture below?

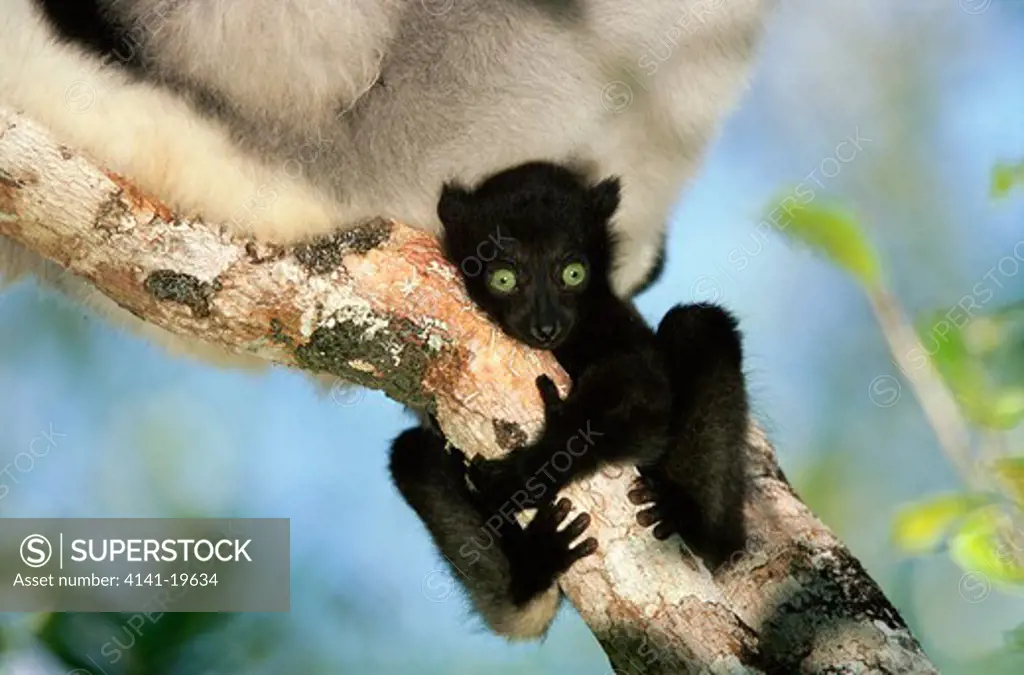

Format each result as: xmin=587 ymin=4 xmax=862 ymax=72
xmin=522 ymin=497 xmax=597 ymax=573
xmin=535 ymin=375 xmax=565 ymax=418
xmin=462 ymin=376 xmax=567 ymax=511
xmin=465 ymin=455 xmax=529 ymax=510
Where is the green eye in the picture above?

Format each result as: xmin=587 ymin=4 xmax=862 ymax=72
xmin=488 ymin=268 xmax=518 ymax=294
xmin=561 ymin=262 xmax=587 ymax=287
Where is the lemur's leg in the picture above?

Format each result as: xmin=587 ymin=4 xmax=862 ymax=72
xmin=630 ymin=303 xmax=749 ymax=570
xmin=388 ymin=426 xmax=597 ymax=640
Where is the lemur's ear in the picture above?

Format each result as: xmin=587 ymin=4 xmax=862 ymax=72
xmin=589 ymin=177 xmax=622 ymax=222
xmin=437 ymin=182 xmax=474 ymax=232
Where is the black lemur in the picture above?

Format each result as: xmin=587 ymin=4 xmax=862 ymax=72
xmin=388 ymin=161 xmax=750 ymax=641
xmin=438 ymin=161 xmax=750 ymax=567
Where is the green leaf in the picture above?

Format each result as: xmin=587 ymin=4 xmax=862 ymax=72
xmin=991 ymin=160 xmax=1024 ymax=199
xmin=961 ymin=388 xmax=1024 ymax=430
xmin=917 ymin=311 xmax=979 ymax=391
xmin=964 ymin=316 xmax=1006 ymax=355
xmin=990 ymin=390 xmax=1024 ymax=428
xmin=949 ymin=505 xmax=1024 ymax=586
xmin=916 ymin=311 xmax=987 ymax=415
xmin=892 ymin=492 xmax=992 ymax=554
xmin=994 ymin=458 xmax=1024 ymax=506
xmin=917 ymin=311 xmax=1024 ymax=429
xmin=767 ymin=197 xmax=881 ymax=287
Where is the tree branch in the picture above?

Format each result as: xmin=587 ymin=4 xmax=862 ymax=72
xmin=0 ymin=105 xmax=938 ymax=673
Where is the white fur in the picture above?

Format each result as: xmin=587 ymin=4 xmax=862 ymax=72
xmin=0 ymin=0 xmax=341 ymax=366
xmin=488 ymin=585 xmax=561 ymax=642
xmin=106 ymin=0 xmax=400 ymax=126
xmin=0 ymin=0 xmax=340 ymax=240
xmin=0 ymin=0 xmax=772 ymax=364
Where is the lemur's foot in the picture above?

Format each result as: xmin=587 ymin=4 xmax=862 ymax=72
xmin=440 ymin=444 xmax=473 ymax=484
xmin=628 ymin=473 xmax=705 ymax=544
xmin=628 ymin=474 xmax=744 ymax=571
xmin=627 ymin=475 xmax=680 ymax=541
xmin=527 ymin=497 xmax=598 ymax=568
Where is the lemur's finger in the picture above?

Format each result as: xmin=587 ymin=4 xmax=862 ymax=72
xmin=537 ymin=497 xmax=573 ymax=528
xmin=627 ymin=484 xmax=657 ymax=505
xmin=570 ymin=537 xmax=599 ymax=560
xmin=562 ymin=512 xmax=591 ymax=540
xmin=652 ymin=522 xmax=675 ymax=540
xmin=636 ymin=506 xmax=661 ymax=527
xmin=535 ymin=375 xmax=562 ymax=406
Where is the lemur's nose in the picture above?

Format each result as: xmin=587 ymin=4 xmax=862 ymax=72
xmin=530 ymin=322 xmax=561 ymax=344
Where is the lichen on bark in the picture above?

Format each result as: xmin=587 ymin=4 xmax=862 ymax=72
xmin=295 ymin=313 xmax=437 ymax=410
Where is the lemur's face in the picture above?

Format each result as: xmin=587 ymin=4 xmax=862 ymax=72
xmin=465 ymin=235 xmax=590 ymax=350
xmin=437 ymin=163 xmax=621 ymax=351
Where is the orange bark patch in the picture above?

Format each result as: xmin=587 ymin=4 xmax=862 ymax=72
xmin=103 ymin=170 xmax=175 ymax=222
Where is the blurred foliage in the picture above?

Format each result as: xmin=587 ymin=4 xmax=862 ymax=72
xmin=948 ymin=505 xmax=1024 ymax=587
xmin=892 ymin=492 xmax=995 ymax=554
xmin=1007 ymin=622 xmax=1024 ymax=652
xmin=769 ymin=198 xmax=881 ymax=288
xmin=918 ymin=309 xmax=1024 ymax=430
xmin=991 ymin=160 xmax=1024 ymax=200
xmin=771 ymin=160 xmax=1024 ymax=661
xmin=36 ymin=612 xmax=228 ymax=675
xmin=995 ymin=458 xmax=1024 ymax=504
xmin=791 ymin=449 xmax=862 ymax=529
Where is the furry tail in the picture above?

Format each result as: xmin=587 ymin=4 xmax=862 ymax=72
xmin=0 ymin=0 xmax=338 ymax=241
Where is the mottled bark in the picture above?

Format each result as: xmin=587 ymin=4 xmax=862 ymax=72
xmin=0 ymin=106 xmax=938 ymax=674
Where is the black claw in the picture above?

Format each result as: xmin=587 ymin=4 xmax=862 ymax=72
xmin=536 ymin=373 xmax=557 ymax=391
xmin=632 ymin=472 xmax=688 ymax=541
xmin=529 ymin=498 xmax=566 ymax=535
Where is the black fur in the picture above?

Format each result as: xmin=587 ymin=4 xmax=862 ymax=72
xmin=389 ymin=161 xmax=750 ymax=641
xmin=33 ymin=0 xmax=143 ymax=69
xmin=440 ymin=161 xmax=750 ymax=570
xmin=439 ymin=162 xmax=673 ymax=507
xmin=630 ymin=303 xmax=749 ymax=568
xmin=388 ymin=426 xmax=596 ymax=638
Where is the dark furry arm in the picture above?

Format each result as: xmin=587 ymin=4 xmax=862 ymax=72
xmin=389 ymin=426 xmax=596 ymax=640
xmin=469 ymin=349 xmax=672 ymax=509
